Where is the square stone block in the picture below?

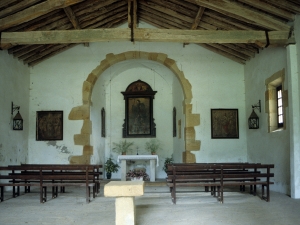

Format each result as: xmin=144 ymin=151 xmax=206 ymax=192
xmin=104 ymin=181 xmax=144 ymax=197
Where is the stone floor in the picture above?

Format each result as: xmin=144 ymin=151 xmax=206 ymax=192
xmin=0 ymin=181 xmax=299 ymax=225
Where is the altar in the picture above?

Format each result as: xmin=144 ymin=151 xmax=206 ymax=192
xmin=117 ymin=155 xmax=159 ymax=182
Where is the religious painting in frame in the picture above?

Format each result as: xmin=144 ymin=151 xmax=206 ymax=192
xmin=122 ymin=80 xmax=157 ymax=138
xmin=211 ymin=109 xmax=239 ymax=139
xmin=36 ymin=111 xmax=63 ymax=141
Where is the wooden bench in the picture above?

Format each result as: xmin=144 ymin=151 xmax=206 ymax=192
xmin=18 ymin=164 xmax=102 ymax=194
xmin=0 ymin=164 xmax=102 ymax=203
xmin=166 ymin=163 xmax=274 ymax=204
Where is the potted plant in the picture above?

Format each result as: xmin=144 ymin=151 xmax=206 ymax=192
xmin=112 ymin=140 xmax=134 ymax=155
xmin=126 ymin=169 xmax=150 ymax=181
xmin=104 ymin=157 xmax=120 ymax=179
xmin=163 ymin=157 xmax=173 ymax=173
xmin=145 ymin=139 xmax=161 ymax=155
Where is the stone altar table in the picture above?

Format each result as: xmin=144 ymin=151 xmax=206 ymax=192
xmin=117 ymin=155 xmax=159 ymax=182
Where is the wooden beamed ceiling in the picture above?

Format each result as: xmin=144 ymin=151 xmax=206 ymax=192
xmin=0 ymin=0 xmax=299 ymax=67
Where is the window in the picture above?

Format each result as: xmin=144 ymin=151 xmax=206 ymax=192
xmin=277 ymin=85 xmax=283 ymax=128
xmin=265 ymin=69 xmax=287 ymax=132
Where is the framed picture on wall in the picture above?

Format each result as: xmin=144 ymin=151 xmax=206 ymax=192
xmin=211 ymin=108 xmax=239 ymax=139
xmin=36 ymin=111 xmax=63 ymax=141
xmin=122 ymin=80 xmax=157 ymax=138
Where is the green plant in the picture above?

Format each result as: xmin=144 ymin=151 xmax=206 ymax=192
xmin=112 ymin=140 xmax=134 ymax=154
xmin=104 ymin=157 xmax=120 ymax=174
xmin=163 ymin=157 xmax=173 ymax=173
xmin=145 ymin=139 xmax=161 ymax=154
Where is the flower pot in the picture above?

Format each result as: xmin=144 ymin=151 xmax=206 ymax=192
xmin=131 ymin=177 xmax=143 ymax=181
xmin=106 ymin=172 xmax=112 ymax=179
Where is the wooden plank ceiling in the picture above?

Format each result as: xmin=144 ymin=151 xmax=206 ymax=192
xmin=0 ymin=0 xmax=299 ymax=67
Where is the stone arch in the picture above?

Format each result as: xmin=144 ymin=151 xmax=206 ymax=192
xmin=68 ymin=51 xmax=200 ymax=164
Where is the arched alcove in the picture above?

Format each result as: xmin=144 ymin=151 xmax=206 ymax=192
xmin=68 ymin=51 xmax=200 ymax=164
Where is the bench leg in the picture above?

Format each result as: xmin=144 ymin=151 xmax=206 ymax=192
xmin=40 ymin=187 xmax=47 ymax=203
xmin=25 ymin=185 xmax=30 ymax=193
xmin=93 ymin=186 xmax=96 ymax=198
xmin=13 ymin=186 xmax=16 ymax=198
xmin=171 ymin=185 xmax=176 ymax=204
xmin=86 ymin=186 xmax=90 ymax=203
xmin=17 ymin=186 xmax=20 ymax=196
xmin=52 ymin=186 xmax=58 ymax=198
xmin=0 ymin=186 xmax=3 ymax=202
xmin=97 ymin=182 xmax=100 ymax=194
xmin=262 ymin=184 xmax=269 ymax=202
xmin=220 ymin=185 xmax=224 ymax=204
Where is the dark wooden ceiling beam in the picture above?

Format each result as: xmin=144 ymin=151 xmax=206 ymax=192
xmin=207 ymin=43 xmax=250 ymax=61
xmin=0 ymin=0 xmax=85 ymax=31
xmin=266 ymin=0 xmax=300 ymax=14
xmin=80 ymin=9 xmax=127 ymax=29
xmin=13 ymin=45 xmax=43 ymax=58
xmin=204 ymin=10 xmax=260 ymax=30
xmin=78 ymin=2 xmax=127 ymax=24
xmin=184 ymin=6 xmax=205 ymax=46
xmin=198 ymin=43 xmax=246 ymax=64
xmin=63 ymin=6 xmax=89 ymax=46
xmin=139 ymin=4 xmax=215 ymax=30
xmin=185 ymin=0 xmax=291 ymax=31
xmin=238 ymin=0 xmax=294 ymax=21
xmin=0 ymin=0 xmax=19 ymax=9
xmin=139 ymin=1 xmax=196 ymax=24
xmin=63 ymin=6 xmax=80 ymax=29
xmin=0 ymin=0 xmax=41 ymax=19
xmin=28 ymin=44 xmax=77 ymax=67
xmin=191 ymin=7 xmax=205 ymax=30
xmin=140 ymin=12 xmax=186 ymax=29
xmin=73 ymin=0 xmax=119 ymax=15
xmin=222 ymin=43 xmax=255 ymax=58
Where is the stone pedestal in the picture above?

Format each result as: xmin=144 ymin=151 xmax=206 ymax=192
xmin=104 ymin=181 xmax=145 ymax=225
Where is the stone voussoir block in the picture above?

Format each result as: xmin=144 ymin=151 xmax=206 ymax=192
xmin=69 ymin=104 xmax=90 ymax=120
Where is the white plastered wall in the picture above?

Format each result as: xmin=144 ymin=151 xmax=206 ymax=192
xmin=0 ymin=51 xmax=30 ymax=167
xmin=245 ymin=15 xmax=300 ymax=197
xmin=92 ymin=60 xmax=175 ymax=178
xmin=28 ymin=40 xmax=246 ymax=179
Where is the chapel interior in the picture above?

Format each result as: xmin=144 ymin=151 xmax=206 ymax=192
xmin=1 ymin=1 xmax=300 ymax=224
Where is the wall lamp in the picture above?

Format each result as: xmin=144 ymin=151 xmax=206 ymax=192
xmin=248 ymin=100 xmax=261 ymax=129
xmin=11 ymin=102 xmax=23 ymax=130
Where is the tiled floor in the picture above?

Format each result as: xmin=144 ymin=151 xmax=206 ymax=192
xmin=0 ymin=182 xmax=299 ymax=225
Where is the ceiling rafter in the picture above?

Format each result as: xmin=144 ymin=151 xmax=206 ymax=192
xmin=238 ymin=0 xmax=294 ymax=21
xmin=0 ymin=0 xmax=298 ymax=66
xmin=0 ymin=0 xmax=85 ymax=31
xmin=63 ymin=6 xmax=89 ymax=46
xmin=184 ymin=6 xmax=205 ymax=46
xmin=185 ymin=0 xmax=291 ymax=31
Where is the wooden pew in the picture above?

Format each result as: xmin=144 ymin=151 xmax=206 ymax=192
xmin=19 ymin=164 xmax=102 ymax=194
xmin=0 ymin=164 xmax=102 ymax=203
xmin=166 ymin=163 xmax=274 ymax=204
